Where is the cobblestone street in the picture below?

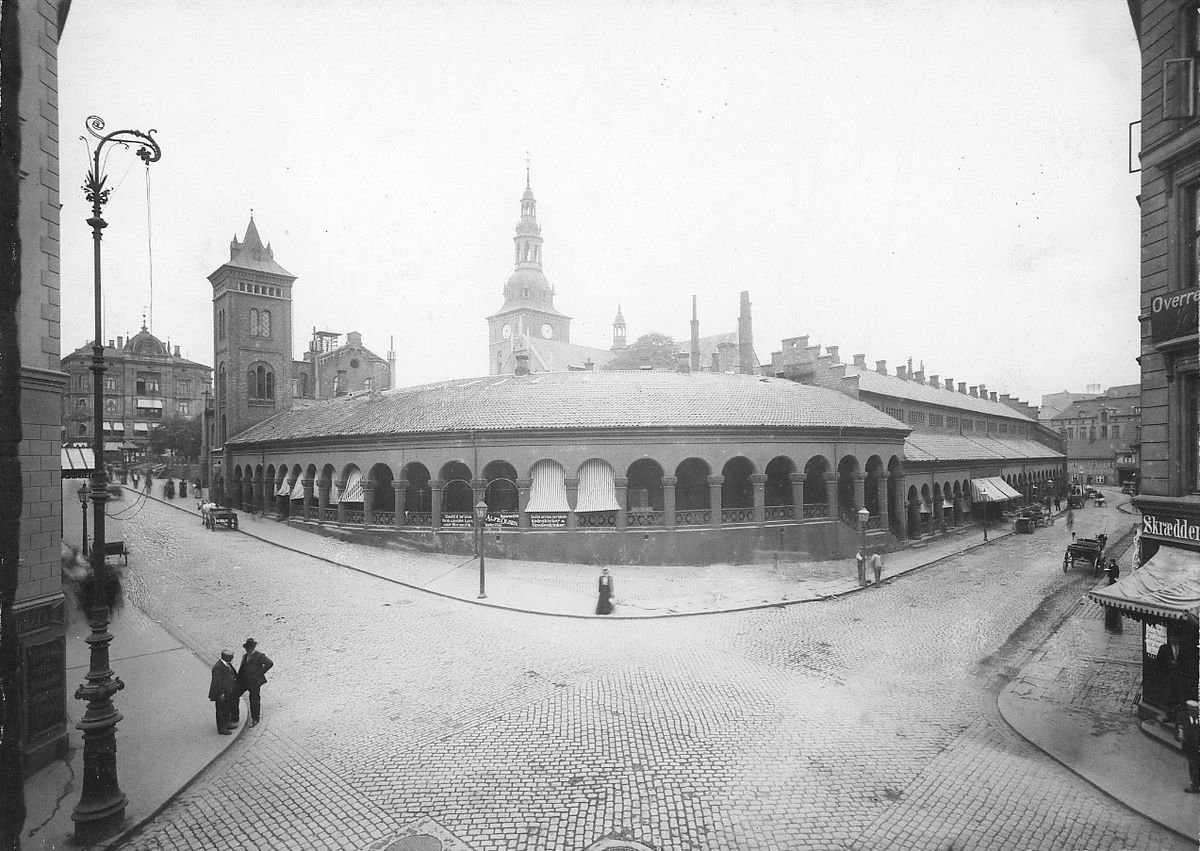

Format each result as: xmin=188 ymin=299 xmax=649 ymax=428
xmin=103 ymin=496 xmax=1185 ymax=850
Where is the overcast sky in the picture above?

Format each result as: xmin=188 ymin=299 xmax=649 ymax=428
xmin=57 ymin=0 xmax=1140 ymax=405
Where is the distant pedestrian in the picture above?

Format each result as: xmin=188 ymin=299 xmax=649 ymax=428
xmin=1054 ymin=495 xmax=1061 ymax=512
xmin=208 ymin=650 xmax=238 ymax=735
xmin=234 ymin=638 xmax=274 ymax=728
xmin=1066 ymin=509 xmax=1075 ymax=540
xmin=1158 ymin=635 xmax=1186 ymax=723
xmin=163 ymin=478 xmax=175 ymax=499
xmin=595 ymin=568 xmax=615 ymax=615
xmin=1103 ymin=560 xmax=1123 ymax=633
xmin=180 ymin=479 xmax=188 ymax=499
xmin=856 ymin=548 xmax=867 ymax=586
xmin=143 ymin=472 xmax=153 ymax=492
xmin=1106 ymin=559 xmax=1120 ymax=586
xmin=1182 ymin=701 xmax=1200 ymax=793
xmin=870 ymin=551 xmax=884 ymax=586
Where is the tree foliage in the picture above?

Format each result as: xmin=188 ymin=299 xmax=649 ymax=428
xmin=149 ymin=414 xmax=202 ymax=460
xmin=602 ymin=332 xmax=680 ymax=371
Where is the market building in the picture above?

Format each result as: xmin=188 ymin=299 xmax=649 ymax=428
xmin=767 ymin=336 xmax=1066 ymax=539
xmin=61 ymin=324 xmax=212 ymax=461
xmin=222 ymin=369 xmax=912 ymax=564
xmin=1088 ymin=1 xmax=1200 ymax=736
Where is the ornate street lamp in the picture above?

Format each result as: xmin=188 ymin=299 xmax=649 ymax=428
xmin=474 ymin=499 xmax=488 ymax=599
xmin=72 ymin=116 xmax=161 ymax=844
xmin=857 ymin=506 xmax=869 ymax=586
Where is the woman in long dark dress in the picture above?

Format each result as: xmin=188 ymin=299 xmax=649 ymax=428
xmin=595 ymin=568 xmax=615 ymax=615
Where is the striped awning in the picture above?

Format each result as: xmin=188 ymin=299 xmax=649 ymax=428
xmin=60 ymin=446 xmax=95 ymax=478
xmin=526 ymin=460 xmax=569 ymax=512
xmin=971 ymin=477 xmax=1021 ymax=502
xmin=290 ymin=477 xmax=306 ymax=500
xmin=341 ymin=469 xmax=364 ymax=503
xmin=574 ymin=459 xmax=620 ymax=512
xmin=1088 ymin=546 xmax=1200 ymax=623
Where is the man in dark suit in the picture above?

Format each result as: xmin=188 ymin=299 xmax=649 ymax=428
xmin=1158 ymin=636 xmax=1185 ymax=723
xmin=208 ymin=650 xmax=238 ymax=735
xmin=1181 ymin=701 xmax=1200 ymax=793
xmin=235 ymin=637 xmax=274 ymax=728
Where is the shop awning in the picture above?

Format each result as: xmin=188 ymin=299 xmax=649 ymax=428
xmin=1088 ymin=546 xmax=1200 ymax=623
xmin=133 ymin=423 xmax=149 ymax=433
xmin=527 ymin=459 xmax=569 ymax=512
xmin=136 ymin=398 xmax=163 ymax=409
xmin=275 ymin=478 xmax=291 ymax=497
xmin=327 ymin=481 xmax=340 ymax=506
xmin=60 ymin=446 xmax=94 ymax=478
xmin=340 ymin=469 xmax=364 ymax=503
xmin=574 ymin=458 xmax=620 ymax=512
xmin=290 ymin=477 xmax=306 ymax=500
xmin=971 ymin=477 xmax=1021 ymax=502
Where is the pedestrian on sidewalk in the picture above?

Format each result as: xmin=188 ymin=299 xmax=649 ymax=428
xmin=1103 ymin=560 xmax=1123 ymax=633
xmin=1066 ymin=508 xmax=1075 ymax=540
xmin=1181 ymin=701 xmax=1200 ymax=793
xmin=856 ymin=549 xmax=867 ymax=587
xmin=595 ymin=568 xmax=615 ymax=615
xmin=1158 ymin=634 xmax=1186 ymax=723
xmin=234 ymin=638 xmax=274 ymax=728
xmin=869 ymin=550 xmax=884 ymax=586
xmin=208 ymin=650 xmax=238 ymax=735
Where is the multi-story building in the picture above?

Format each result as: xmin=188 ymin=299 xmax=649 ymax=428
xmin=768 ymin=337 xmax=1065 ymax=539
xmin=6 ymin=0 xmax=71 ymax=779
xmin=61 ymin=326 xmax=212 ymax=458
xmin=1050 ymin=384 xmax=1141 ymax=486
xmin=293 ymin=329 xmax=393 ymax=400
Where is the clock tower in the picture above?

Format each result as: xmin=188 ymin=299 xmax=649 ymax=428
xmin=486 ymin=172 xmax=571 ymax=374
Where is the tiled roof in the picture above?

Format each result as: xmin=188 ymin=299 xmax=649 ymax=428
xmin=904 ymin=433 xmax=1063 ymax=463
xmin=524 ymin=339 xmax=616 ymax=372
xmin=846 ymin=366 xmax=1033 ymax=421
xmin=228 ymin=371 xmax=910 ymax=446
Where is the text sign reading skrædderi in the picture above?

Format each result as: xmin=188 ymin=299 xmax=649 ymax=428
xmin=1149 ymin=288 xmax=1200 ymax=343
xmin=1142 ymin=513 xmax=1200 ymax=543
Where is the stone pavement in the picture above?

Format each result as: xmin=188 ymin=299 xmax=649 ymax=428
xmin=25 ymin=483 xmax=1191 ymax=848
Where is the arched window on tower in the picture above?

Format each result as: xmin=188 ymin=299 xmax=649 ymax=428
xmin=261 ymin=310 xmax=271 ymax=337
xmin=533 ymin=245 xmax=539 ymax=262
xmin=249 ymin=308 xmax=259 ymax=337
xmin=218 ymin=363 xmax=226 ymax=403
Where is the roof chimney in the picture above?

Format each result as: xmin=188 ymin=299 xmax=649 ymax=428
xmin=738 ymin=291 xmax=754 ymax=375
xmin=929 ymin=374 xmax=939 ymax=388
xmin=174 ymin=345 xmax=181 ymax=357
xmin=108 ymin=339 xmax=115 ymax=349
xmin=116 ymin=336 xmax=123 ymax=349
xmin=514 ymin=351 xmax=530 ymax=376
xmin=958 ymin=382 xmax=967 ymax=394
xmin=825 ymin=345 xmax=839 ymax=363
xmin=675 ymin=351 xmax=691 ymax=373
xmin=945 ymin=378 xmax=954 ymax=391
xmin=978 ymin=383 xmax=987 ymax=399
xmin=969 ymin=385 xmax=978 ymax=397
xmin=989 ymin=391 xmax=998 ymax=402
xmin=914 ymin=371 xmax=925 ymax=385
xmin=852 ymin=353 xmax=866 ymax=368
xmin=897 ymin=365 xmax=908 ymax=380
xmin=876 ymin=360 xmax=887 ymax=375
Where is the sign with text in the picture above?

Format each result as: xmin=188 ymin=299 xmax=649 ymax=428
xmin=1141 ymin=513 xmax=1200 ymax=544
xmin=441 ymin=512 xmax=474 ymax=529
xmin=1149 ymin=288 xmax=1199 ymax=343
xmin=529 ymin=513 xmax=567 ymax=529
xmin=486 ymin=512 xmax=519 ymax=528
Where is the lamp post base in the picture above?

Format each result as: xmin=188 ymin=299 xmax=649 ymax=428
xmin=71 ymin=794 xmax=126 ymax=845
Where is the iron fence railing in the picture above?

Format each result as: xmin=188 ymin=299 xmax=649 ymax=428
xmin=721 ymin=507 xmax=756 ymax=524
xmin=802 ymin=503 xmax=830 ymax=519
xmin=577 ymin=512 xmax=616 ymax=528
xmin=764 ymin=505 xmax=794 ymax=521
xmin=626 ymin=510 xmax=664 ymax=527
xmin=675 ymin=509 xmax=711 ymax=525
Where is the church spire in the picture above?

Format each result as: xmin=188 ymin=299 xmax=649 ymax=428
xmin=514 ymin=170 xmax=543 ymax=271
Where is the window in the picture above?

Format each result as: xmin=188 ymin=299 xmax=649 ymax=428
xmin=907 ymin=410 xmax=925 ymax=426
xmin=1066 ymin=427 xmax=1074 ymax=440
xmin=1184 ymin=371 xmax=1199 ymax=493
xmin=882 ymin=406 xmax=904 ymax=420
xmin=1164 ymin=3 xmax=1200 ymax=121
xmin=963 ymin=419 xmax=974 ymax=431
xmin=363 ymin=377 xmax=373 ymax=393
xmin=104 ymin=376 xmax=117 ymax=391
xmin=217 ymin=363 xmax=226 ymax=404
xmin=261 ymin=310 xmax=271 ymax=337
xmin=929 ymin=414 xmax=944 ymax=428
xmin=250 ymin=308 xmax=259 ymax=336
xmin=987 ymin=421 xmax=997 ymax=433
xmin=218 ymin=309 xmax=226 ymax=341
xmin=335 ymin=370 xmax=347 ymax=396
xmin=104 ymin=398 xmax=117 ymax=414
xmin=136 ymin=372 xmax=161 ymax=394
xmin=178 ymin=400 xmax=190 ymax=416
xmin=999 ymin=423 xmax=1008 ymax=434
xmin=248 ymin=364 xmax=275 ymax=400
xmin=947 ymin=416 xmax=959 ymax=429
xmin=75 ymin=397 xmax=86 ymax=410
xmin=78 ymin=424 xmax=86 ymax=436
xmin=1100 ymin=425 xmax=1108 ymax=438
xmin=1089 ymin=426 xmax=1097 ymax=441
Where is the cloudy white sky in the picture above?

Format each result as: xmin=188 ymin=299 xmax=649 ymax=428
xmin=57 ymin=0 xmax=1140 ymax=405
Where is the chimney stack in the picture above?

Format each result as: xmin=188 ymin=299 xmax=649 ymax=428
xmin=945 ymin=378 xmax=954 ymax=391
xmin=853 ymin=353 xmax=866 ymax=368
xmin=978 ymin=383 xmax=987 ymax=399
xmin=738 ymin=291 xmax=754 ymax=375
xmin=929 ymin=375 xmax=939 ymax=389
xmin=958 ymin=382 xmax=967 ymax=394
xmin=175 ymin=345 xmax=181 ymax=357
xmin=675 ymin=351 xmax=691 ymax=373
xmin=897 ymin=366 xmax=908 ymax=380
xmin=969 ymin=385 xmax=978 ymax=397
xmin=825 ymin=345 xmax=839 ymax=363
xmin=690 ymin=295 xmax=700 ymax=371
xmin=989 ymin=391 xmax=998 ymax=402
xmin=876 ymin=360 xmax=887 ymax=375
xmin=117 ymin=336 xmax=124 ymax=349
xmin=108 ymin=339 xmax=115 ymax=349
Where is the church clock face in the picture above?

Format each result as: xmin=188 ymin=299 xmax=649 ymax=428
xmin=541 ymin=323 xmax=553 ymax=339
xmin=501 ymin=323 xmax=512 ymax=340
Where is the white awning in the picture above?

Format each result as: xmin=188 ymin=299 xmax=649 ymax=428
xmin=275 ymin=478 xmax=291 ymax=496
xmin=1088 ymin=546 xmax=1200 ymax=622
xmin=136 ymin=398 xmax=163 ymax=409
xmin=341 ymin=469 xmax=364 ymax=503
xmin=327 ymin=481 xmax=340 ymax=505
xmin=60 ymin=446 xmax=94 ymax=478
xmin=526 ymin=460 xmax=569 ymax=512
xmin=110 ymin=421 xmax=124 ymax=432
xmin=574 ymin=459 xmax=620 ymax=512
xmin=972 ymin=477 xmax=1020 ymax=502
xmin=133 ymin=422 xmax=149 ymax=433
xmin=290 ymin=477 xmax=306 ymax=500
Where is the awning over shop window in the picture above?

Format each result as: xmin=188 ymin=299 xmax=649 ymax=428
xmin=526 ymin=460 xmax=569 ymax=512
xmin=941 ymin=499 xmax=954 ymax=509
xmin=275 ymin=478 xmax=291 ymax=496
xmin=136 ymin=398 xmax=163 ymax=409
xmin=574 ymin=459 xmax=620 ymax=512
xmin=60 ymin=446 xmax=94 ymax=478
xmin=919 ymin=499 xmax=932 ymax=514
xmin=971 ymin=477 xmax=1020 ymax=502
xmin=341 ymin=469 xmax=364 ymax=503
xmin=327 ymin=481 xmax=340 ymax=506
xmin=133 ymin=423 xmax=149 ymax=433
xmin=1088 ymin=546 xmax=1200 ymax=623
xmin=103 ymin=442 xmax=122 ymax=452
xmin=290 ymin=477 xmax=306 ymax=500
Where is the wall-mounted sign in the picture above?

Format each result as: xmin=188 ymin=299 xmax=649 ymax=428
xmin=529 ymin=513 xmax=567 ymax=529
xmin=1149 ymin=287 xmax=1199 ymax=343
xmin=441 ymin=512 xmax=474 ymax=529
xmin=1141 ymin=513 xmax=1200 ymax=544
xmin=486 ymin=512 xmax=519 ymax=528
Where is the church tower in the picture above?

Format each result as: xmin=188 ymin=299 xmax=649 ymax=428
xmin=612 ymin=304 xmax=627 ymax=351
xmin=209 ymin=217 xmax=296 ymax=450
xmin=486 ymin=172 xmax=572 ymax=374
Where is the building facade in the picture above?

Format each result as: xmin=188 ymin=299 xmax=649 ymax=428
xmin=61 ymin=325 xmax=212 ymax=457
xmin=293 ymin=329 xmax=393 ymax=400
xmin=5 ymin=0 xmax=71 ymax=777
xmin=1050 ymin=384 xmax=1141 ymax=486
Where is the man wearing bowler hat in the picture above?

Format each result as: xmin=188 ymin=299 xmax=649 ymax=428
xmin=208 ymin=649 xmax=238 ymax=735
xmin=234 ymin=638 xmax=274 ymax=728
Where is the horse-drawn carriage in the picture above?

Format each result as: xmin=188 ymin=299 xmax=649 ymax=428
xmin=1063 ymin=533 xmax=1107 ymax=574
xmin=1014 ymin=504 xmax=1050 ymax=533
xmin=200 ymin=501 xmax=239 ymax=531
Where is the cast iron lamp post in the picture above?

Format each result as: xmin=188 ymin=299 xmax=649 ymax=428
xmin=72 ymin=116 xmax=161 ymax=844
xmin=77 ymin=483 xmax=88 ymax=555
xmin=474 ymin=499 xmax=488 ymax=599
xmin=857 ymin=506 xmax=869 ymax=586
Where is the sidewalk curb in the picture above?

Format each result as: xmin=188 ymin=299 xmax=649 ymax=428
xmin=132 ymin=487 xmax=1016 ymax=620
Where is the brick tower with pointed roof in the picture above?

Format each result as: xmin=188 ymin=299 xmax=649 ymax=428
xmin=209 ymin=217 xmax=296 ymax=471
